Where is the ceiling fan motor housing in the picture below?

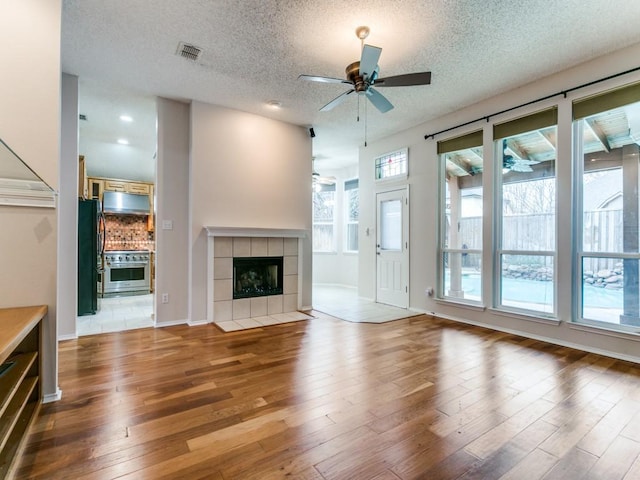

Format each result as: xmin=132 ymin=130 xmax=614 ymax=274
xmin=346 ymin=61 xmax=368 ymax=93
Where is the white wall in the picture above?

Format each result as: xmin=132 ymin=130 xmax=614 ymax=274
xmin=0 ymin=0 xmax=61 ymax=397
xmin=58 ymin=73 xmax=79 ymax=339
xmin=156 ymin=98 xmax=190 ymax=325
xmin=312 ymin=165 xmax=359 ymax=288
xmin=189 ymin=102 xmax=313 ymax=321
xmin=360 ymin=41 xmax=640 ymax=361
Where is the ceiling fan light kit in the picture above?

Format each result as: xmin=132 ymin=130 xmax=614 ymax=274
xmin=299 ymin=26 xmax=432 ymax=114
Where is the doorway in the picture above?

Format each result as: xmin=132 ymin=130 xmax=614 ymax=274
xmin=376 ymin=187 xmax=409 ymax=308
xmin=76 ymin=82 xmax=157 ymax=335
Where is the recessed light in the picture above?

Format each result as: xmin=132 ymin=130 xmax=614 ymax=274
xmin=117 ymin=139 xmax=129 ymax=145
xmin=120 ymin=115 xmax=133 ymax=122
xmin=266 ymin=100 xmax=282 ymax=109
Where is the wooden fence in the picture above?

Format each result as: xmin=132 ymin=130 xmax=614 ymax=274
xmin=454 ymin=210 xmax=625 ymax=272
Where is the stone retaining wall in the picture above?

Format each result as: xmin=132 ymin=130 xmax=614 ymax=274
xmin=502 ymin=262 xmax=625 ymax=289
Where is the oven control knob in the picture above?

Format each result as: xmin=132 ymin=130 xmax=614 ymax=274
xmin=132 ymin=255 xmax=138 ymax=261
xmin=118 ymin=256 xmax=122 ymax=261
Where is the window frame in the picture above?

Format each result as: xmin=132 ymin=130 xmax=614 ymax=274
xmin=492 ymin=109 xmax=559 ymax=318
xmin=344 ymin=178 xmax=359 ymax=254
xmin=312 ymin=182 xmax=337 ymax=253
xmin=437 ymin=130 xmax=484 ymax=305
xmin=572 ymin=85 xmax=640 ymax=331
xmin=374 ymin=148 xmax=409 ymax=182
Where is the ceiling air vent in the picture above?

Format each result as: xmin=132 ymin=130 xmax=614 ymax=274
xmin=176 ymin=42 xmax=202 ymax=62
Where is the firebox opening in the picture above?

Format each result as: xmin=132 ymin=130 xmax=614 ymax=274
xmin=233 ymin=256 xmax=283 ymax=299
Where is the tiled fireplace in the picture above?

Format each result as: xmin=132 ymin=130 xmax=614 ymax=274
xmin=205 ymin=227 xmax=307 ymax=323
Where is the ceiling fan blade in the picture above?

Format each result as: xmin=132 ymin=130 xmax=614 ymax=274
xmin=298 ymin=74 xmax=351 ymax=84
xmin=320 ymin=89 xmax=355 ymax=112
xmin=375 ymin=72 xmax=432 ymax=87
xmin=366 ymin=87 xmax=394 ymax=113
xmin=317 ymin=175 xmax=336 ymax=184
xmin=359 ymin=44 xmax=382 ymax=80
xmin=511 ymin=164 xmax=534 ymax=173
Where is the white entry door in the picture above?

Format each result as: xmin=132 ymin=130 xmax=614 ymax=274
xmin=376 ymin=188 xmax=409 ymax=308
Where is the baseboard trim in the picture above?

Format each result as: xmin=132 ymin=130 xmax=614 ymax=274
xmin=154 ymin=319 xmax=189 ymax=328
xmin=57 ymin=333 xmax=78 ymax=341
xmin=431 ymin=311 xmax=640 ymax=365
xmin=188 ymin=319 xmax=210 ymax=327
xmin=43 ymin=388 xmax=62 ymax=404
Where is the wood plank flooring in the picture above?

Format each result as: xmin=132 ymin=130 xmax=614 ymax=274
xmin=17 ymin=312 xmax=640 ymax=479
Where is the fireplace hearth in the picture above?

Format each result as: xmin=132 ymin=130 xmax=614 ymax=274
xmin=233 ymin=256 xmax=283 ymax=299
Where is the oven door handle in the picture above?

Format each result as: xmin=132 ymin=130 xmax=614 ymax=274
xmin=106 ymin=262 xmax=149 ymax=268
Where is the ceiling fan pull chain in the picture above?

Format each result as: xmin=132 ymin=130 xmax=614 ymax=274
xmin=357 ymin=94 xmax=360 ymax=122
xmin=364 ymin=98 xmax=368 ymax=147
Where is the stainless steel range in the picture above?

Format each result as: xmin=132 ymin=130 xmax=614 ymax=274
xmin=102 ymin=250 xmax=151 ymax=296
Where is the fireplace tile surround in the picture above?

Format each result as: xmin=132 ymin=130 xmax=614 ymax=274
xmin=206 ymin=227 xmax=308 ymax=327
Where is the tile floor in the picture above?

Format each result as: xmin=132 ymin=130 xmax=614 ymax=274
xmin=77 ymin=294 xmax=154 ymax=336
xmin=75 ymin=284 xmax=418 ymax=336
xmin=312 ymin=284 xmax=420 ymax=323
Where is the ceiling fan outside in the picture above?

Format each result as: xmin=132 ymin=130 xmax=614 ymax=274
xmin=299 ymin=27 xmax=432 ymax=113
xmin=502 ymin=139 xmax=541 ymax=173
xmin=312 ymin=157 xmax=336 ymax=188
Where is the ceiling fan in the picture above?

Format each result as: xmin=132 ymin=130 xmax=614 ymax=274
xmin=312 ymin=157 xmax=335 ymax=191
xmin=299 ymin=26 xmax=432 ymax=113
xmin=502 ymin=139 xmax=540 ymax=173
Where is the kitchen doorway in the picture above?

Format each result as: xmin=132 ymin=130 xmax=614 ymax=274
xmin=76 ymin=81 xmax=157 ymax=335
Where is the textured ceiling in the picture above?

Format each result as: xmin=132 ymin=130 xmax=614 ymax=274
xmin=62 ymin=0 xmax=640 ymax=180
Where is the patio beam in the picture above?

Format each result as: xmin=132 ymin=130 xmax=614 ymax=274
xmin=585 ymin=118 xmax=611 ymax=153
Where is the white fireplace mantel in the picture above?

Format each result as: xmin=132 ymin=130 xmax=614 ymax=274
xmin=205 ymin=226 xmax=307 ymax=238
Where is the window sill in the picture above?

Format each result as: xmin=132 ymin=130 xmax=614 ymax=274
xmin=435 ymin=298 xmax=485 ymax=311
xmin=488 ymin=307 xmax=560 ymax=326
xmin=570 ymin=321 xmax=640 ymax=340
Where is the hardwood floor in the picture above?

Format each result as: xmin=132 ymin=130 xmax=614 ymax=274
xmin=18 ymin=312 xmax=640 ymax=479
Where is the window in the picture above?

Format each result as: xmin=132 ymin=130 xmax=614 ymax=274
xmin=494 ymin=108 xmax=557 ymax=315
xmin=375 ymin=148 xmax=408 ymax=181
xmin=344 ymin=179 xmax=359 ymax=252
xmin=438 ymin=130 xmax=483 ymax=303
xmin=573 ymin=82 xmax=640 ymax=329
xmin=312 ymin=182 xmax=336 ymax=252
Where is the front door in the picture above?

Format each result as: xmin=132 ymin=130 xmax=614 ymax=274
xmin=376 ymin=188 xmax=409 ymax=308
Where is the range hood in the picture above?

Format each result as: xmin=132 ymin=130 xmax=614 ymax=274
xmin=102 ymin=191 xmax=150 ymax=215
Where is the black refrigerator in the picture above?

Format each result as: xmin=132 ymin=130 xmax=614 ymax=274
xmin=78 ymin=199 xmax=104 ymax=315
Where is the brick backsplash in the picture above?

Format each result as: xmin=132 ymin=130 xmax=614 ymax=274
xmin=104 ymin=214 xmax=154 ymax=251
